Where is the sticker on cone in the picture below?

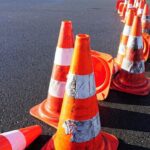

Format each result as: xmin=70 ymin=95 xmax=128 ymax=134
xmin=30 ymin=20 xmax=74 ymax=128
xmin=111 ymin=16 xmax=150 ymax=95
xmin=42 ymin=34 xmax=119 ymax=150
xmin=0 ymin=125 xmax=42 ymax=150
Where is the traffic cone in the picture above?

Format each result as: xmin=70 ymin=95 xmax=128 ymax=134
xmin=115 ymin=9 xmax=135 ymax=71
xmin=134 ymin=0 xmax=140 ymax=8
xmin=42 ymin=34 xmax=119 ymax=150
xmin=116 ymin=0 xmax=125 ymax=11
xmin=91 ymin=50 xmax=113 ymax=100
xmin=137 ymin=0 xmax=145 ymax=16
xmin=124 ymin=0 xmax=137 ymax=22
xmin=142 ymin=4 xmax=150 ymax=61
xmin=118 ymin=2 xmax=125 ymax=15
xmin=142 ymin=4 xmax=150 ymax=34
xmin=0 ymin=125 xmax=42 ymax=150
xmin=30 ymin=20 xmax=74 ymax=128
xmin=120 ymin=3 xmax=128 ymax=22
xmin=111 ymin=16 xmax=150 ymax=95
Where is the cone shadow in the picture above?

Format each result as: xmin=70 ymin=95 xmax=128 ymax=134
xmin=26 ymin=135 xmax=51 ymax=150
xmin=118 ymin=140 xmax=150 ymax=150
xmin=99 ymin=105 xmax=150 ymax=132
xmin=107 ymin=90 xmax=150 ymax=106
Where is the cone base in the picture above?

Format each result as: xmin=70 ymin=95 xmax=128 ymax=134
xmin=41 ymin=131 xmax=119 ymax=150
xmin=111 ymin=73 xmax=150 ymax=96
xmin=30 ymin=99 xmax=58 ymax=129
xmin=91 ymin=50 xmax=113 ymax=101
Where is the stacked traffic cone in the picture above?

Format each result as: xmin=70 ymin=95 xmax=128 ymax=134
xmin=120 ymin=2 xmax=128 ymax=22
xmin=142 ymin=4 xmax=150 ymax=34
xmin=114 ymin=9 xmax=135 ymax=72
xmin=0 ymin=125 xmax=42 ymax=150
xmin=137 ymin=0 xmax=146 ymax=16
xmin=111 ymin=16 xmax=150 ymax=95
xmin=42 ymin=34 xmax=119 ymax=150
xmin=142 ymin=4 xmax=150 ymax=61
xmin=134 ymin=0 xmax=140 ymax=8
xmin=30 ymin=20 xmax=74 ymax=128
xmin=124 ymin=0 xmax=135 ymax=21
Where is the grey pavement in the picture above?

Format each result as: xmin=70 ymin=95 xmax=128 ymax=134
xmin=0 ymin=0 xmax=150 ymax=149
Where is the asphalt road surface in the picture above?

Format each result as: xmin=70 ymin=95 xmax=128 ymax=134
xmin=0 ymin=0 xmax=150 ymax=149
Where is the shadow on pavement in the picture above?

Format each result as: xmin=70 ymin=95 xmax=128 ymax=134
xmin=118 ymin=140 xmax=150 ymax=150
xmin=27 ymin=135 xmax=51 ymax=150
xmin=106 ymin=90 xmax=150 ymax=106
xmin=99 ymin=105 xmax=150 ymax=132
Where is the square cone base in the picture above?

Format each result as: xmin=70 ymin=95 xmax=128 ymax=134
xmin=91 ymin=50 xmax=113 ymax=101
xmin=41 ymin=131 xmax=119 ymax=150
xmin=30 ymin=99 xmax=58 ymax=129
xmin=111 ymin=74 xmax=150 ymax=96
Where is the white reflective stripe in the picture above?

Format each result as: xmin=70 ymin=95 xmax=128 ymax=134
xmin=118 ymin=43 xmax=126 ymax=55
xmin=123 ymin=25 xmax=131 ymax=36
xmin=2 ymin=130 xmax=26 ymax=150
xmin=48 ymin=79 xmax=66 ymax=98
xmin=62 ymin=113 xmax=101 ymax=143
xmin=142 ymin=16 xmax=150 ymax=22
xmin=137 ymin=9 xmax=143 ymax=15
xmin=66 ymin=72 xmax=96 ymax=99
xmin=54 ymin=47 xmax=73 ymax=66
xmin=127 ymin=4 xmax=133 ymax=8
xmin=122 ymin=58 xmax=145 ymax=73
xmin=125 ymin=0 xmax=128 ymax=4
xmin=127 ymin=36 xmax=143 ymax=49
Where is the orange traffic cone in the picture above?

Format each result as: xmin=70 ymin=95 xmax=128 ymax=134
xmin=137 ymin=0 xmax=145 ymax=16
xmin=118 ymin=2 xmax=125 ymax=15
xmin=134 ymin=0 xmax=140 ymax=8
xmin=142 ymin=4 xmax=150 ymax=61
xmin=142 ymin=4 xmax=150 ymax=34
xmin=111 ymin=16 xmax=150 ymax=95
xmin=42 ymin=34 xmax=119 ymax=150
xmin=30 ymin=20 xmax=74 ymax=128
xmin=0 ymin=125 xmax=42 ymax=150
xmin=91 ymin=50 xmax=113 ymax=100
xmin=116 ymin=0 xmax=125 ymax=11
xmin=124 ymin=0 xmax=137 ymax=22
xmin=115 ymin=9 xmax=135 ymax=71
xmin=120 ymin=3 xmax=128 ymax=22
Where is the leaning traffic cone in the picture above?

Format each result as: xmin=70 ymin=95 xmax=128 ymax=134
xmin=30 ymin=20 xmax=74 ymax=128
xmin=137 ymin=0 xmax=145 ymax=16
xmin=0 ymin=125 xmax=42 ymax=150
xmin=42 ymin=34 xmax=119 ymax=150
xmin=91 ymin=50 xmax=113 ymax=100
xmin=111 ymin=16 xmax=150 ymax=95
xmin=142 ymin=4 xmax=150 ymax=61
xmin=114 ymin=9 xmax=135 ymax=72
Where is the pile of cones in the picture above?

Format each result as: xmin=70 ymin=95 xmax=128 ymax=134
xmin=116 ymin=0 xmax=150 ymax=62
xmin=1 ymin=1 xmax=150 ymax=150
